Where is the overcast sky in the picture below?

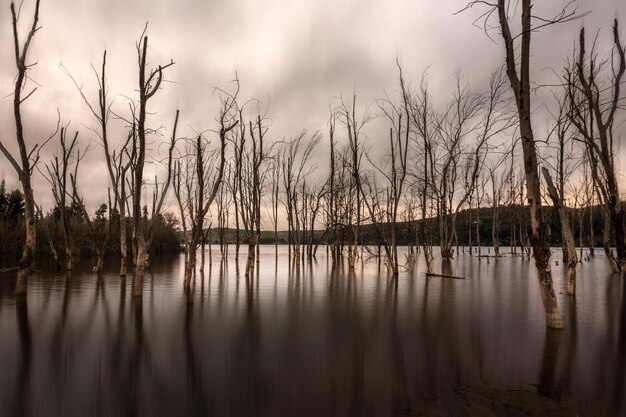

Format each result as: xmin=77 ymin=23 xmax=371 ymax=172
xmin=0 ymin=0 xmax=625 ymax=226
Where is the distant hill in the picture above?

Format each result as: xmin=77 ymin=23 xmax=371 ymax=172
xmin=179 ymin=204 xmax=604 ymax=247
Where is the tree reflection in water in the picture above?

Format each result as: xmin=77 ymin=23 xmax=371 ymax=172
xmin=0 ymin=247 xmax=624 ymax=416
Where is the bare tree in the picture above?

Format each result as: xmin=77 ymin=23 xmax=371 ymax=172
xmin=281 ymin=131 xmax=321 ymax=268
xmin=459 ymin=0 xmax=586 ymax=328
xmin=565 ymin=20 xmax=626 ymax=272
xmin=571 ymin=181 xmax=586 ymax=261
xmin=499 ymin=0 xmax=566 ymax=328
xmin=0 ymin=0 xmax=49 ymax=294
xmin=130 ymin=29 xmax=176 ymax=296
xmin=267 ymin=151 xmax=282 ymax=259
xmin=305 ymin=183 xmax=326 ymax=259
xmin=487 ymin=166 xmax=502 ymax=256
xmin=42 ymin=131 xmax=112 ymax=272
xmin=42 ymin=126 xmax=79 ymax=271
xmin=324 ymin=114 xmax=346 ymax=263
xmin=503 ymin=144 xmax=517 ymax=254
xmin=542 ymin=168 xmax=577 ymax=294
xmin=338 ymin=95 xmax=372 ymax=269
xmin=402 ymin=183 xmax=421 ymax=265
xmin=216 ymin=173 xmax=231 ymax=257
xmin=173 ymin=159 xmax=191 ymax=264
xmin=229 ymin=109 xmax=247 ymax=260
xmin=236 ymin=115 xmax=270 ymax=277
xmin=71 ymin=173 xmax=113 ymax=273
xmin=541 ymin=93 xmax=579 ymax=294
xmin=175 ymin=83 xmax=236 ymax=287
xmin=405 ymin=73 xmax=437 ymax=269
xmin=436 ymin=70 xmax=512 ymax=260
xmin=359 ymin=64 xmax=411 ymax=275
xmin=552 ymin=101 xmax=578 ymax=264
xmin=475 ymin=173 xmax=490 ymax=257
xmin=580 ymin=162 xmax=595 ymax=256
xmin=182 ymin=131 xmax=227 ymax=288
xmin=433 ymin=75 xmax=482 ymax=259
xmin=62 ymin=50 xmax=134 ymax=276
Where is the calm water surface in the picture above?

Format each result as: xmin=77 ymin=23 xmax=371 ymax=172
xmin=0 ymin=246 xmax=624 ymax=416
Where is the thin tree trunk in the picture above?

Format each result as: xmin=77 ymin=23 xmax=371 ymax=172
xmin=476 ymin=207 xmax=481 ymax=257
xmin=133 ymin=240 xmax=148 ymax=296
xmin=0 ymin=1 xmax=42 ymax=295
xmin=497 ymin=0 xmax=563 ymax=328
xmin=95 ymin=249 xmax=105 ymax=273
xmin=588 ymin=205 xmax=595 ymax=256
xmin=602 ymin=207 xmax=620 ymax=272
xmin=492 ymin=205 xmax=500 ymax=256
xmin=120 ymin=206 xmax=128 ymax=276
xmin=185 ymin=246 xmax=196 ymax=288
xmin=543 ymin=168 xmax=578 ymax=295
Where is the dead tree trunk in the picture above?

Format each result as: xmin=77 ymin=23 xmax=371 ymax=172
xmin=63 ymin=50 xmax=134 ymax=276
xmin=342 ymin=95 xmax=367 ymax=269
xmin=182 ymin=85 xmax=235 ymax=288
xmin=566 ymin=21 xmax=626 ymax=271
xmin=243 ymin=116 xmax=267 ymax=278
xmin=543 ymin=168 xmax=577 ymax=295
xmin=281 ymin=132 xmax=320 ymax=269
xmin=0 ymin=0 xmax=42 ymax=295
xmin=131 ymin=31 xmax=175 ymax=296
xmin=497 ymin=0 xmax=563 ymax=328
xmin=43 ymin=127 xmax=79 ymax=271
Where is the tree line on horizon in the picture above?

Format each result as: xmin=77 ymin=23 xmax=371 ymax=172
xmin=0 ymin=182 xmax=608 ymax=260
xmin=0 ymin=0 xmax=624 ymax=329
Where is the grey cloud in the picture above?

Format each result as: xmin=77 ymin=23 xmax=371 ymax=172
xmin=0 ymin=0 xmax=625 ymax=214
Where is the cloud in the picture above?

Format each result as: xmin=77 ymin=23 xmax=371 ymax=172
xmin=0 ymin=0 xmax=625 ymax=224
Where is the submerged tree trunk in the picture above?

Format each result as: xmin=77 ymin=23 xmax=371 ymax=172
xmin=118 ymin=181 xmax=130 ymax=277
xmin=95 ymin=249 xmax=105 ymax=273
xmin=16 ymin=199 xmax=36 ymax=294
xmin=185 ymin=248 xmax=196 ymax=288
xmin=492 ymin=205 xmax=500 ymax=256
xmin=133 ymin=241 xmax=148 ymax=297
xmin=65 ymin=238 xmax=74 ymax=271
xmin=568 ymin=22 xmax=626 ymax=271
xmin=468 ymin=200 xmax=473 ymax=254
xmin=601 ymin=207 xmax=620 ymax=273
xmin=578 ymin=209 xmax=584 ymax=262
xmin=245 ymin=242 xmax=256 ymax=278
xmin=120 ymin=208 xmax=128 ymax=276
xmin=496 ymin=0 xmax=563 ymax=328
xmin=543 ymin=168 xmax=577 ymax=295
xmin=200 ymin=236 xmax=206 ymax=273
xmin=0 ymin=1 xmax=42 ymax=295
xmin=476 ymin=206 xmax=482 ymax=257
xmin=130 ymin=36 xmax=176 ymax=296
xmin=588 ymin=205 xmax=595 ymax=256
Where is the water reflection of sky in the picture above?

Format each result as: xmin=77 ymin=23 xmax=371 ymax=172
xmin=0 ymin=246 xmax=624 ymax=416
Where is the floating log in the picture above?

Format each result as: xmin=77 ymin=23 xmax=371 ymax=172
xmin=0 ymin=266 xmax=19 ymax=274
xmin=424 ymin=272 xmax=466 ymax=280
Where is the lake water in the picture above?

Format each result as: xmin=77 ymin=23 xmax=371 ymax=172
xmin=0 ymin=245 xmax=624 ymax=416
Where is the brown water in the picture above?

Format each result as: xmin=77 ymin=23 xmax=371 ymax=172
xmin=0 ymin=246 xmax=624 ymax=416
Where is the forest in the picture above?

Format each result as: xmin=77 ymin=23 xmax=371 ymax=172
xmin=0 ymin=0 xmax=624 ymax=334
